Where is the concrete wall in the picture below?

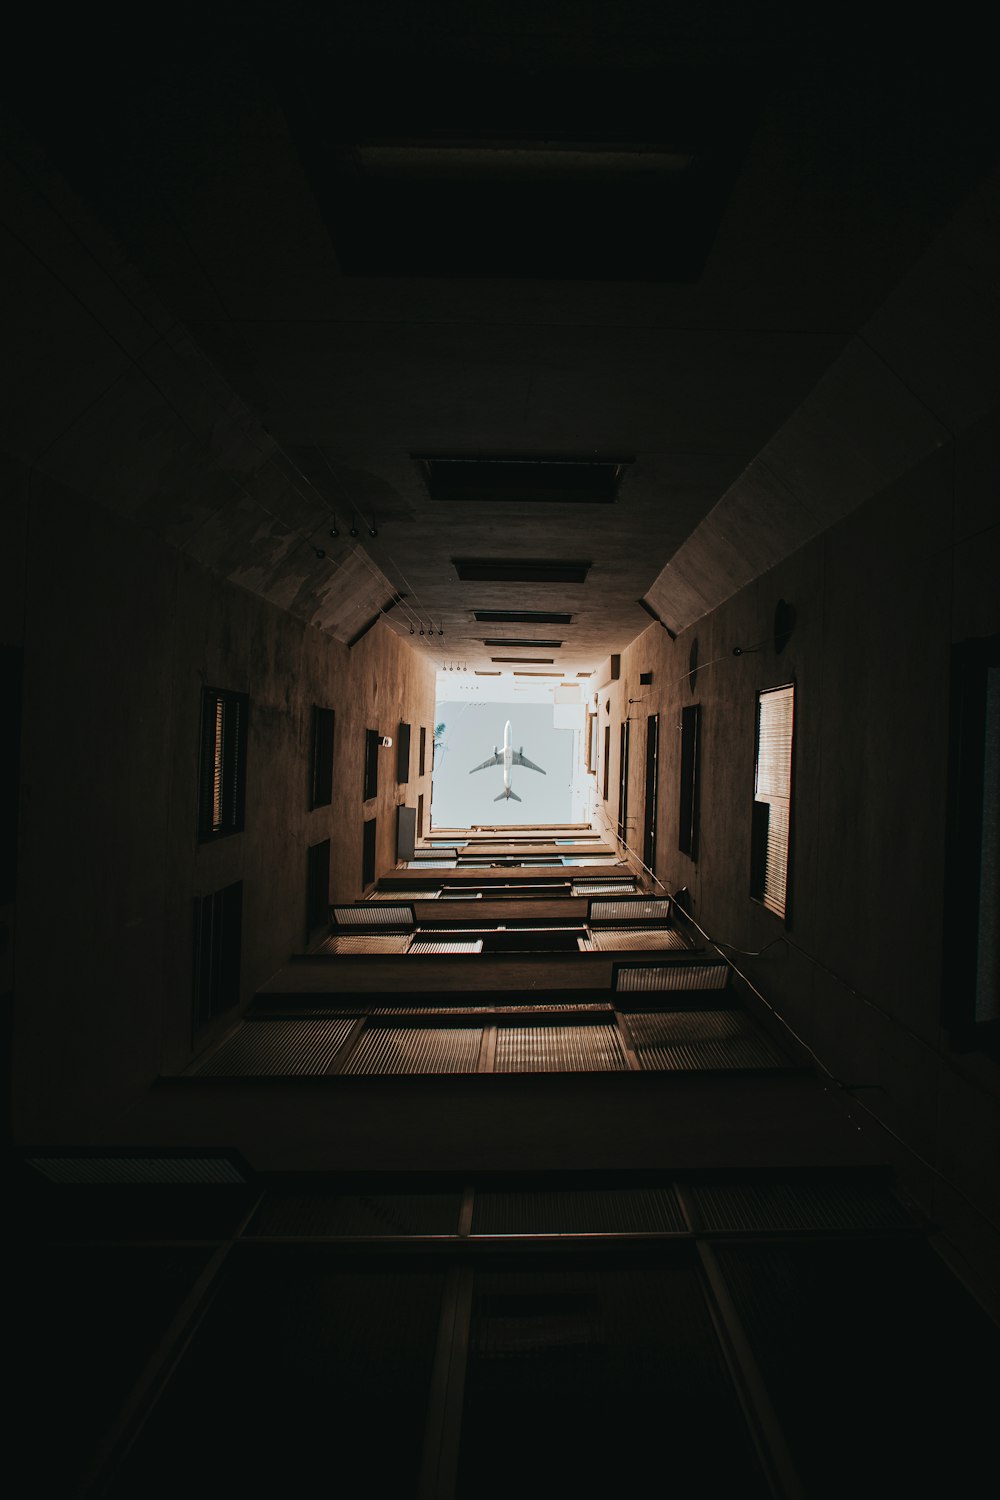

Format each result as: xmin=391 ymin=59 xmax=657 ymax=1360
xmin=602 ymin=431 xmax=1000 ymax=1305
xmin=10 ymin=473 xmax=434 ymax=1139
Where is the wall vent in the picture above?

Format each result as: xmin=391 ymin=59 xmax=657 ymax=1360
xmin=483 ymin=639 xmax=563 ymax=648
xmin=494 ymin=1024 xmax=628 ymax=1072
xmin=472 ymin=1185 xmax=685 ymax=1235
xmin=624 ymin=1010 xmax=785 ymax=1070
xmin=418 ymin=456 xmax=628 ymax=503
xmin=26 ymin=1154 xmax=247 ymax=1185
xmin=367 ymin=889 xmax=439 ymax=901
xmin=341 ymin=1026 xmax=483 ymax=1074
xmin=319 ymin=934 xmax=413 ymax=955
xmin=615 ymin=962 xmax=730 ymax=992
xmin=453 ymin=558 xmax=591 ymax=583
xmin=474 ymin=610 xmax=573 ymax=625
xmin=571 ymin=881 xmax=636 ymax=896
xmin=332 ymin=903 xmax=415 ymax=929
xmin=580 ymin=929 xmax=687 ymax=951
xmin=196 ymin=1017 xmax=357 ymax=1075
xmin=692 ymin=1180 xmax=915 ymax=1234
xmin=409 ymin=939 xmax=484 ymax=954
xmin=247 ymin=1192 xmax=463 ymax=1237
xmin=589 ymin=897 xmax=673 ymax=923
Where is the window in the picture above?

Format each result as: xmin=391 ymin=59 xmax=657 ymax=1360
xmin=944 ymin=635 xmax=1000 ymax=1051
xmin=679 ymin=704 xmax=701 ymax=860
xmin=397 ymin=806 xmax=417 ymax=861
xmin=362 ymin=817 xmax=377 ymax=889
xmin=603 ymin=725 xmax=611 ymax=801
xmin=198 ymin=689 xmax=248 ymax=839
xmin=417 ymin=793 xmax=425 ymax=838
xmin=750 ymin=684 xmax=795 ymax=919
xmin=618 ymin=721 xmax=631 ymax=843
xmin=474 ymin=610 xmax=573 ymax=625
xmin=397 ymin=722 xmax=411 ymax=783
xmin=452 ymin=558 xmax=591 ymax=583
xmin=310 ymin=707 xmax=335 ymax=808
xmin=419 ymin=726 xmax=427 ymax=777
xmin=643 ymin=714 xmax=659 ymax=875
xmin=306 ymin=839 xmax=331 ymax=936
xmin=192 ymin=881 xmax=242 ymax=1031
xmin=0 ymin=644 xmax=22 ymax=905
xmin=363 ymin=728 xmax=380 ymax=801
xmin=418 ymin=456 xmax=628 ymax=503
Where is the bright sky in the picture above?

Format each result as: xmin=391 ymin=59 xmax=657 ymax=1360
xmin=431 ymin=698 xmax=575 ymax=827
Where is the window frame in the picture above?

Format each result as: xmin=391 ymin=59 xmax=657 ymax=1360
xmin=363 ymin=728 xmax=380 ymax=802
xmin=749 ymin=683 xmax=795 ymax=921
xmin=198 ymin=688 xmax=248 ymax=841
xmin=397 ymin=722 xmax=412 ymax=784
xmin=310 ymin=706 xmax=335 ymax=809
xmin=306 ymin=838 xmax=332 ymax=939
xmin=618 ymin=720 xmax=631 ymax=843
xmin=944 ymin=635 xmax=1000 ymax=1053
xmin=192 ymin=880 xmax=243 ymax=1034
xmin=362 ymin=816 xmax=378 ymax=889
xmin=678 ymin=703 xmax=701 ymax=861
xmin=643 ymin=712 xmax=660 ymax=876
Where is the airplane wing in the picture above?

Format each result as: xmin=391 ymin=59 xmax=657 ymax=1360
xmin=512 ymin=751 xmax=546 ymax=774
xmin=469 ymin=754 xmax=503 ymax=774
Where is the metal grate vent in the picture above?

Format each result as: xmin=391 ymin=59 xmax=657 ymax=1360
xmin=580 ymin=929 xmax=687 ymax=951
xmin=624 ymin=1009 xmax=784 ymax=1070
xmin=626 ymin=1009 xmax=750 ymax=1044
xmin=196 ymin=1018 xmax=357 ymax=1075
xmin=331 ymin=904 xmax=415 ymax=928
xmin=409 ymin=939 xmax=484 ymax=954
xmin=341 ymin=1026 xmax=482 ymax=1074
xmin=636 ymin=1037 xmax=783 ymax=1069
xmin=27 ymin=1155 xmax=246 ymax=1184
xmin=616 ymin=963 xmax=730 ymax=992
xmin=571 ymin=880 xmax=636 ymax=896
xmin=372 ymin=1002 xmax=614 ymax=1015
xmin=368 ymin=889 xmax=439 ymax=900
xmin=472 ymin=1186 xmax=686 ymax=1235
xmin=494 ymin=1024 xmax=629 ymax=1072
xmin=319 ymin=934 xmax=412 ymax=955
xmin=248 ymin=1192 xmax=463 ymax=1237
xmin=408 ymin=859 xmax=457 ymax=868
xmin=693 ymin=1180 xmax=915 ymax=1233
xmin=589 ymin=898 xmax=673 ymax=923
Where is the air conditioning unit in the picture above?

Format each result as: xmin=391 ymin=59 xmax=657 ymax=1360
xmin=380 ymin=735 xmax=393 ymax=748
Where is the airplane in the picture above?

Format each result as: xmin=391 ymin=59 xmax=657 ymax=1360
xmin=469 ymin=719 xmax=546 ymax=801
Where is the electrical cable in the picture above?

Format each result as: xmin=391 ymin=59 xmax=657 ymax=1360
xmin=593 ymin=803 xmax=1000 ymax=1239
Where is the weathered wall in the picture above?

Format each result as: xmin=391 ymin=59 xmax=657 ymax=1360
xmin=11 ymin=472 xmax=434 ymax=1137
xmin=601 ymin=425 xmax=1000 ymax=1303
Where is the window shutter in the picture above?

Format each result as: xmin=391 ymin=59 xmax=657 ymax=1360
xmin=753 ymin=685 xmax=795 ymax=917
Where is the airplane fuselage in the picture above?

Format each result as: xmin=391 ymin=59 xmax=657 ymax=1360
xmin=469 ymin=720 xmax=544 ymax=800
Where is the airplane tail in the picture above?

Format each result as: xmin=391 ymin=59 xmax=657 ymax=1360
xmin=494 ymin=789 xmax=521 ymax=802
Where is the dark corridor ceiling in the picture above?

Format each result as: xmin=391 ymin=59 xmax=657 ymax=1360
xmin=6 ymin=1 xmax=997 ymax=671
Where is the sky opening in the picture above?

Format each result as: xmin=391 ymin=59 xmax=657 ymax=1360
xmin=431 ymin=672 xmax=593 ymax=828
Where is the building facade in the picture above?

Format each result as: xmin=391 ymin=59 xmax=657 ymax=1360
xmin=4 ymin=5 xmax=999 ymax=1494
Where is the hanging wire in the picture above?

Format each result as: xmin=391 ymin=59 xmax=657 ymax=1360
xmin=592 ymin=799 xmax=1000 ymax=1238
